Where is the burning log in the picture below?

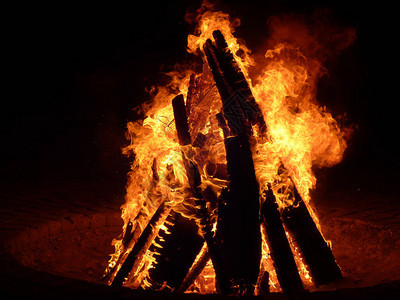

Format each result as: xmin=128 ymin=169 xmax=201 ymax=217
xmin=204 ymin=31 xmax=261 ymax=295
xmin=204 ymin=40 xmax=248 ymax=136
xmin=204 ymin=30 xmax=267 ymax=135
xmin=192 ymin=132 xmax=207 ymax=149
xmin=148 ymin=212 xmax=204 ymax=291
xmin=281 ymin=184 xmax=342 ymax=286
xmin=102 ymin=158 xmax=161 ymax=283
xmin=172 ymin=94 xmax=231 ymax=294
xmin=216 ymin=135 xmax=261 ymax=295
xmin=186 ymin=70 xmax=218 ymax=139
xmin=185 ymin=74 xmax=196 ymax=116
xmin=255 ymin=270 xmax=270 ymax=296
xmin=216 ymin=112 xmax=229 ymax=138
xmin=176 ymin=244 xmax=210 ymax=293
xmin=110 ymin=202 xmax=172 ymax=287
xmin=261 ymin=185 xmax=305 ymax=298
xmin=172 ymin=94 xmax=191 ymax=146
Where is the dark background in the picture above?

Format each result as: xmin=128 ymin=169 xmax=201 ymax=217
xmin=2 ymin=0 xmax=397 ymax=195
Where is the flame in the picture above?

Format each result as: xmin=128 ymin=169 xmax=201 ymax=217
xmin=187 ymin=5 xmax=254 ymax=78
xmin=106 ymin=2 xmax=354 ymax=294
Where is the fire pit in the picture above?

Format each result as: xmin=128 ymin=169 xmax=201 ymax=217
xmin=8 ymin=200 xmax=400 ymax=296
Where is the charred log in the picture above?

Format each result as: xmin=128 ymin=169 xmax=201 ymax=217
xmin=204 ymin=30 xmax=262 ymax=294
xmin=186 ymin=74 xmax=196 ymax=116
xmin=261 ymin=185 xmax=305 ymax=298
xmin=203 ymin=40 xmax=249 ymax=136
xmin=193 ymin=132 xmax=207 ymax=149
xmin=216 ymin=135 xmax=261 ymax=295
xmin=122 ymin=220 xmax=134 ymax=247
xmin=255 ymin=270 xmax=270 ymax=296
xmin=102 ymin=158 xmax=161 ymax=283
xmin=203 ymin=30 xmax=267 ymax=135
xmin=172 ymin=94 xmax=191 ymax=146
xmin=281 ymin=185 xmax=342 ymax=286
xmin=195 ymin=191 xmax=230 ymax=294
xmin=176 ymin=244 xmax=210 ymax=293
xmin=148 ymin=212 xmax=204 ymax=291
xmin=110 ymin=202 xmax=172 ymax=287
xmin=172 ymin=94 xmax=230 ymax=294
xmin=216 ymin=112 xmax=229 ymax=138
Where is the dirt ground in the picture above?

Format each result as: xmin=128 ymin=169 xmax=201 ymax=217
xmin=13 ymin=211 xmax=400 ymax=293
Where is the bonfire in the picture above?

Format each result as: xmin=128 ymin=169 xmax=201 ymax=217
xmin=102 ymin=2 xmax=355 ymax=297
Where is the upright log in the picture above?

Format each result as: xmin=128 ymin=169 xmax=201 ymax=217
xmin=204 ymin=31 xmax=261 ymax=295
xmin=281 ymin=184 xmax=342 ymax=286
xmin=261 ymin=185 xmax=305 ymax=298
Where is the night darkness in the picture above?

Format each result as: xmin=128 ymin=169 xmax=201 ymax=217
xmin=2 ymin=0 xmax=397 ymax=195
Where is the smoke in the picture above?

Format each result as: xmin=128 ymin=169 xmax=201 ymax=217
xmin=265 ymin=9 xmax=357 ymax=64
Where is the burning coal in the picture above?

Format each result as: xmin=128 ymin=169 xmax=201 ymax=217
xmin=102 ymin=2 xmax=355 ymax=297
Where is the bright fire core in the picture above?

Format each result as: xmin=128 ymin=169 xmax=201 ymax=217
xmin=105 ymin=4 xmax=352 ymax=295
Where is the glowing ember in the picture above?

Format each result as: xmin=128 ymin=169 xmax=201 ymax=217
xmin=104 ymin=2 xmax=354 ymax=295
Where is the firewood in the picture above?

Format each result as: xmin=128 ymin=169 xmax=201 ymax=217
xmin=172 ymin=94 xmax=231 ymax=294
xmin=261 ymin=185 xmax=305 ymax=298
xmin=204 ymin=31 xmax=262 ymax=295
xmin=186 ymin=74 xmax=217 ymax=139
xmin=102 ymin=157 xmax=161 ymax=283
xmin=204 ymin=40 xmax=248 ymax=136
xmin=192 ymin=132 xmax=207 ymax=149
xmin=148 ymin=212 xmax=204 ymax=291
xmin=186 ymin=74 xmax=196 ymax=116
xmin=176 ymin=244 xmax=210 ymax=293
xmin=255 ymin=270 xmax=270 ymax=296
xmin=110 ymin=202 xmax=172 ymax=286
xmin=204 ymin=30 xmax=267 ymax=135
xmin=122 ymin=220 xmax=134 ymax=247
xmin=216 ymin=135 xmax=261 ymax=295
xmin=281 ymin=184 xmax=342 ymax=286
xmin=172 ymin=94 xmax=191 ymax=146
xmin=215 ymin=112 xmax=229 ymax=138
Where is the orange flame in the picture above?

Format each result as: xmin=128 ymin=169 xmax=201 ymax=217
xmin=106 ymin=2 xmax=354 ymax=293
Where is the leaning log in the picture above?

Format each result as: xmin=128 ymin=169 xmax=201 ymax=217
xmin=204 ymin=30 xmax=267 ymax=135
xmin=176 ymin=244 xmax=210 ymax=293
xmin=172 ymin=94 xmax=231 ymax=294
xmin=110 ymin=202 xmax=172 ymax=286
xmin=185 ymin=74 xmax=196 ymax=116
xmin=255 ymin=270 xmax=270 ymax=296
xmin=102 ymin=158 xmax=161 ymax=283
xmin=281 ymin=184 xmax=342 ymax=286
xmin=172 ymin=94 xmax=191 ymax=146
xmin=204 ymin=31 xmax=262 ymax=295
xmin=204 ymin=39 xmax=249 ymax=136
xmin=148 ymin=212 xmax=204 ymax=291
xmin=261 ymin=185 xmax=305 ymax=298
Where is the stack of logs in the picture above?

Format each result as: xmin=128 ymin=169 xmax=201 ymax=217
xmin=102 ymin=30 xmax=342 ymax=297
